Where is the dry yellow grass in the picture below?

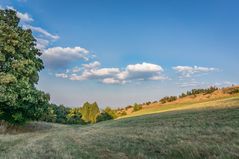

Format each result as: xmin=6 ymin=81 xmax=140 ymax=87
xmin=119 ymin=93 xmax=239 ymax=119
xmin=118 ymin=85 xmax=239 ymax=117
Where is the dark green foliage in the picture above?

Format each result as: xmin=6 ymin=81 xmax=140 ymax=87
xmin=0 ymin=9 xmax=49 ymax=124
xmin=133 ymin=103 xmax=142 ymax=112
xmin=96 ymin=112 xmax=113 ymax=122
xmin=104 ymin=107 xmax=117 ymax=119
xmin=40 ymin=104 xmax=57 ymax=122
xmin=160 ymin=96 xmax=177 ymax=104
xmin=80 ymin=102 xmax=100 ymax=123
xmin=53 ymin=104 xmax=70 ymax=124
xmin=97 ymin=107 xmax=117 ymax=122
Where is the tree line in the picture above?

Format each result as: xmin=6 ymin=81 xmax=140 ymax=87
xmin=41 ymin=102 xmax=117 ymax=124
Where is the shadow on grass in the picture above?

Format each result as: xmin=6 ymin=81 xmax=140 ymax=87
xmin=0 ymin=121 xmax=53 ymax=134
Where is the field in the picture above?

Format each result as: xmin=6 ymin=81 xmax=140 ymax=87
xmin=0 ymin=96 xmax=239 ymax=159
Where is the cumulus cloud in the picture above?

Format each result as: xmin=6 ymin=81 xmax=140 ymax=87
xmin=120 ymin=62 xmax=164 ymax=80
xmin=42 ymin=46 xmax=90 ymax=69
xmin=173 ymin=66 xmax=218 ymax=77
xmin=56 ymin=62 xmax=167 ymax=84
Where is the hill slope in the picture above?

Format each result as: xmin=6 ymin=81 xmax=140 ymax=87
xmin=118 ymin=86 xmax=239 ymax=118
xmin=0 ymin=97 xmax=239 ymax=159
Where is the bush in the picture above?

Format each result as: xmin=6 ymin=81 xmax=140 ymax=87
xmin=66 ymin=108 xmax=86 ymax=124
xmin=96 ymin=107 xmax=117 ymax=122
xmin=133 ymin=103 xmax=142 ymax=112
xmin=160 ymin=96 xmax=177 ymax=104
xmin=96 ymin=112 xmax=113 ymax=122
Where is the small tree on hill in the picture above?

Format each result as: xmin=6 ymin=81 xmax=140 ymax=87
xmin=133 ymin=103 xmax=142 ymax=112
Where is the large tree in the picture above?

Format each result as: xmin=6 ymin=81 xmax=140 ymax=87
xmin=0 ymin=9 xmax=49 ymax=124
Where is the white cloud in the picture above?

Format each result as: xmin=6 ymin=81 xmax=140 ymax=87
xmin=173 ymin=66 xmax=218 ymax=77
xmin=6 ymin=6 xmax=33 ymax=22
xmin=127 ymin=62 xmax=163 ymax=72
xmin=55 ymin=73 xmax=68 ymax=78
xmin=56 ymin=62 xmax=167 ymax=84
xmin=35 ymin=38 xmax=49 ymax=50
xmin=79 ymin=67 xmax=120 ymax=80
xmin=102 ymin=78 xmax=124 ymax=84
xmin=42 ymin=46 xmax=90 ymax=69
xmin=72 ymin=67 xmax=81 ymax=73
xmin=16 ymin=11 xmax=33 ymax=22
xmin=82 ymin=61 xmax=101 ymax=69
xmin=149 ymin=76 xmax=168 ymax=81
xmin=25 ymin=25 xmax=59 ymax=40
xmin=118 ymin=62 xmax=165 ymax=81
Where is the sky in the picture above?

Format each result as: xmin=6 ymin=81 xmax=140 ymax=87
xmin=1 ymin=0 xmax=239 ymax=108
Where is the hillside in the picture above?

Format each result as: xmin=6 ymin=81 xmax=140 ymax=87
xmin=1 ymin=97 xmax=239 ymax=159
xmin=118 ymin=85 xmax=239 ymax=118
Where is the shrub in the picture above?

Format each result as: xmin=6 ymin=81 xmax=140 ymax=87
xmin=133 ymin=103 xmax=142 ymax=112
xmin=160 ymin=96 xmax=177 ymax=104
xmin=66 ymin=108 xmax=86 ymax=124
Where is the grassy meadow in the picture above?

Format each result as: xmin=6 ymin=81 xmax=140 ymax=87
xmin=1 ymin=96 xmax=239 ymax=159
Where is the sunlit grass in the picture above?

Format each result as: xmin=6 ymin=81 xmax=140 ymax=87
xmin=121 ymin=94 xmax=239 ymax=118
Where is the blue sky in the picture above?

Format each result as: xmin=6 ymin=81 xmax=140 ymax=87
xmin=1 ymin=0 xmax=239 ymax=108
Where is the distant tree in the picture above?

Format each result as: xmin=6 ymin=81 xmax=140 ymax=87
xmin=80 ymin=102 xmax=100 ymax=123
xmin=53 ymin=104 xmax=70 ymax=124
xmin=160 ymin=96 xmax=177 ymax=104
xmin=0 ymin=9 xmax=49 ymax=124
xmin=133 ymin=103 xmax=142 ymax=112
xmin=178 ymin=86 xmax=219 ymax=99
xmin=179 ymin=93 xmax=187 ymax=98
xmin=96 ymin=112 xmax=113 ymax=122
xmin=66 ymin=108 xmax=85 ymax=124
xmin=104 ymin=107 xmax=117 ymax=119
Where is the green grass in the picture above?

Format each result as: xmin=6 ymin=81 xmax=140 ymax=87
xmin=0 ymin=98 xmax=239 ymax=159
